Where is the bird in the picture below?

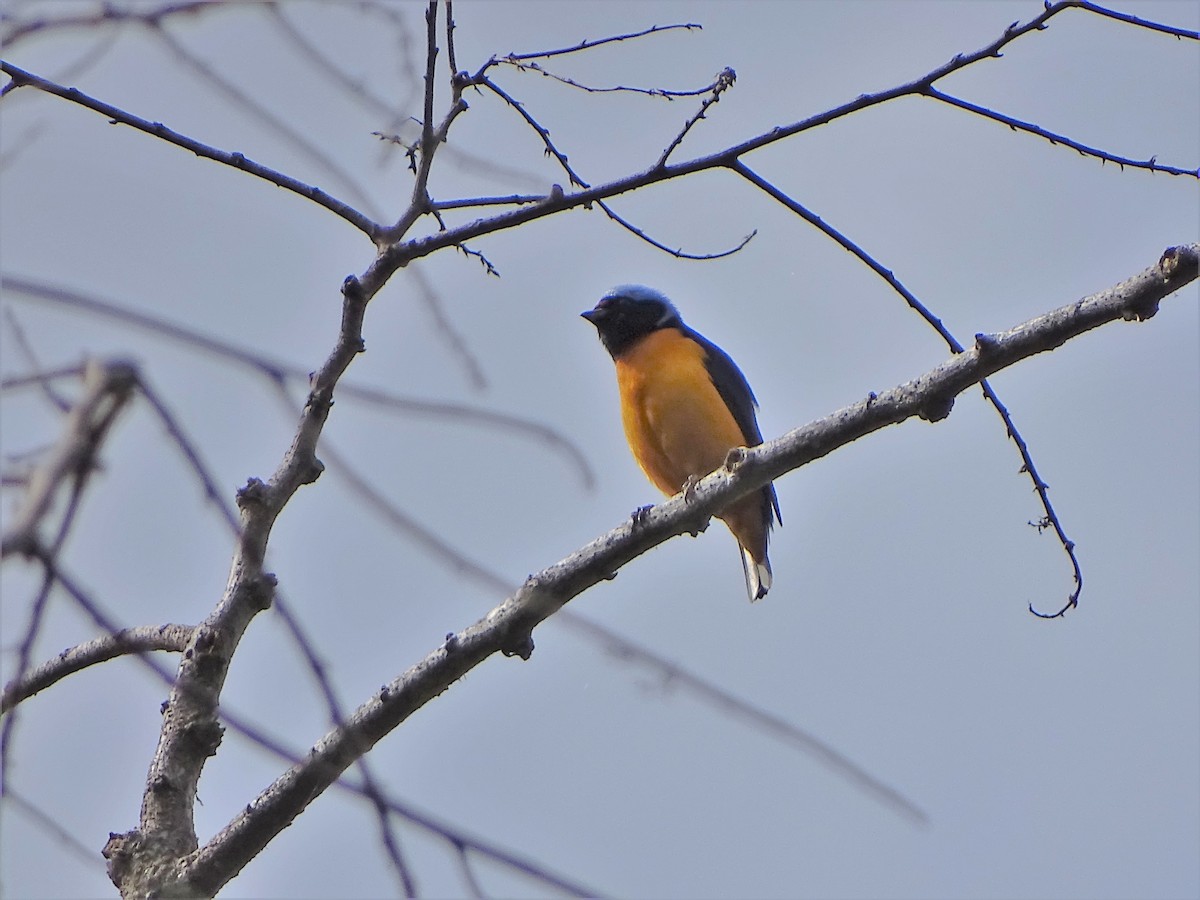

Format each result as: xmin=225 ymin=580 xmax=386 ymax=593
xmin=582 ymin=284 xmax=781 ymax=601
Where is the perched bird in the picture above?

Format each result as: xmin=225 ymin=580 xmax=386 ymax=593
xmin=582 ymin=285 xmax=781 ymax=601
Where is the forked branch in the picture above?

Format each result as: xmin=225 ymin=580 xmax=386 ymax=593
xmin=157 ymin=246 xmax=1199 ymax=897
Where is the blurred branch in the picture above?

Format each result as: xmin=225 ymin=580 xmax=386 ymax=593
xmin=475 ymin=74 xmax=590 ymax=188
xmin=162 ymin=245 xmax=1200 ymax=896
xmin=144 ymin=23 xmax=384 ymax=216
xmin=2 ymin=307 xmax=71 ymax=411
xmin=1070 ymin=0 xmax=1200 ymax=39
xmin=409 ymin=264 xmax=488 ymax=390
xmin=264 ymin=1 xmax=417 ymax=123
xmin=0 ymin=537 xmax=597 ymax=898
xmin=4 ymin=787 xmax=102 ymax=866
xmin=1 ymin=276 xmax=595 ymax=487
xmin=1 ymin=359 xmax=138 ymax=559
xmin=6 ymin=0 xmax=1194 ymax=269
xmin=601 ymin=201 xmax=756 ymax=260
xmin=0 ymin=0 xmax=219 ymax=47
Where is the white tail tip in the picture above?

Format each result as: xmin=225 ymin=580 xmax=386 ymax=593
xmin=741 ymin=547 xmax=772 ymax=602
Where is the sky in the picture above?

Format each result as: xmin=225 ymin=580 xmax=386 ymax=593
xmin=1 ymin=1 xmax=1198 ymax=898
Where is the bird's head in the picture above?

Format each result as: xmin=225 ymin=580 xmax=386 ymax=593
xmin=582 ymin=284 xmax=683 ymax=358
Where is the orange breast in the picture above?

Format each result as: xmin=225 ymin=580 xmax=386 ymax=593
xmin=614 ymin=328 xmax=748 ymax=497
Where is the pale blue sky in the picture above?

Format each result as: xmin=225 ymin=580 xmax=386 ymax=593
xmin=2 ymin=2 xmax=1197 ymax=897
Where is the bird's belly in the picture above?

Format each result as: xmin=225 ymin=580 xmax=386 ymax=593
xmin=619 ymin=360 xmax=746 ymax=496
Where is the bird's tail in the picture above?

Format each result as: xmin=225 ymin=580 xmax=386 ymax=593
xmin=740 ymin=546 xmax=772 ymax=602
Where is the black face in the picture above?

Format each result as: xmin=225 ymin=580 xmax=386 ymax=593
xmin=582 ymin=293 xmax=681 ymax=359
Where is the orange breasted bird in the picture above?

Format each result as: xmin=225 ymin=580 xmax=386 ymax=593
xmin=582 ymin=285 xmax=781 ymax=601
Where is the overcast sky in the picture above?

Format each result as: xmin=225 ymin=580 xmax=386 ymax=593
xmin=2 ymin=2 xmax=1198 ymax=898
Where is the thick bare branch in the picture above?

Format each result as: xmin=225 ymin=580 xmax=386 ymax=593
xmin=175 ymin=245 xmax=1197 ymax=896
xmin=103 ymin=277 xmax=369 ymax=896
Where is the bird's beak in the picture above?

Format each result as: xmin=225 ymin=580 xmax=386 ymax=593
xmin=581 ymin=308 xmax=601 ymax=324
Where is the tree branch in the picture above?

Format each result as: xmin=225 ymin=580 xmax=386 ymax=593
xmin=1 ymin=275 xmax=595 ymax=487
xmin=1 ymin=625 xmax=194 ymax=714
xmin=925 ymin=86 xmax=1199 ymax=177
xmin=729 ymin=160 xmax=1087 ymax=616
xmin=175 ymin=244 xmax=1198 ymax=897
xmin=102 ymin=276 xmax=370 ymax=896
xmin=0 ymin=60 xmax=383 ymax=237
xmin=1 ymin=359 xmax=138 ymax=559
xmin=499 ymin=22 xmax=701 ymax=62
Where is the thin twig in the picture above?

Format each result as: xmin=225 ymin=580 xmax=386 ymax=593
xmin=926 ymin=86 xmax=1198 ymax=177
xmin=657 ymin=67 xmax=737 ymax=166
xmin=0 ymin=61 xmax=382 ymax=237
xmin=379 ymin=6 xmax=471 ymax=243
xmin=145 ymin=22 xmax=384 ymax=217
xmin=730 ymin=159 xmax=1086 ymax=616
xmin=502 ymin=22 xmax=701 ymax=62
xmin=1071 ymin=0 xmax=1200 ymax=39
xmin=420 ymin=1 xmax=438 ymax=164
xmin=1 ymin=359 xmax=138 ymax=558
xmin=475 ymin=74 xmax=590 ymax=188
xmin=599 ymin=199 xmax=756 ymax=260
xmin=445 ymin=0 xmax=459 ymax=80
xmin=432 ymin=193 xmax=547 ymax=209
xmin=500 ymin=58 xmax=717 ymax=98
xmin=409 ymin=265 xmax=488 ymax=390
